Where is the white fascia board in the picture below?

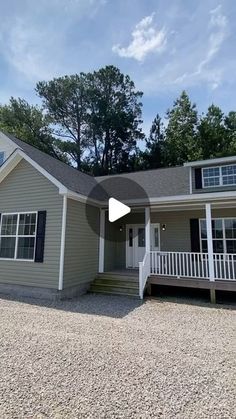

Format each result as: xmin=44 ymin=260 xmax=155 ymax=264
xmin=0 ymin=150 xmax=23 ymax=184
xmin=0 ymin=131 xmax=23 ymax=150
xmin=100 ymin=190 xmax=236 ymax=209
xmin=0 ymin=149 xmax=68 ymax=194
xmin=184 ymin=155 xmax=236 ymax=167
xmin=66 ymin=190 xmax=102 ymax=207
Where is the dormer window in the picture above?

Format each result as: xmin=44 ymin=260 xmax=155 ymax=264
xmin=202 ymin=164 xmax=236 ymax=188
xmin=0 ymin=151 xmax=5 ymax=166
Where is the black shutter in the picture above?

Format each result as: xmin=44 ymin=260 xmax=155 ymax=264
xmin=35 ymin=211 xmax=47 ymax=263
xmin=195 ymin=168 xmax=202 ymax=189
xmin=190 ymin=219 xmax=200 ymax=252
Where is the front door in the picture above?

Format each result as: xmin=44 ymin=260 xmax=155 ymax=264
xmin=126 ymin=224 xmax=160 ymax=268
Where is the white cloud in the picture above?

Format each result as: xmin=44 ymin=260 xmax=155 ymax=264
xmin=0 ymin=0 xmax=107 ymax=84
xmin=0 ymin=19 xmax=58 ymax=82
xmin=196 ymin=4 xmax=229 ymax=82
xmin=112 ymin=13 xmax=166 ymax=61
xmin=140 ymin=4 xmax=230 ymax=93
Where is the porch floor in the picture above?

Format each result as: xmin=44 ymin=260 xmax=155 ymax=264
xmin=149 ymin=275 xmax=236 ymax=292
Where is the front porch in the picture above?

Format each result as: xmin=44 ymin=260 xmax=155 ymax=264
xmin=97 ymin=201 xmax=236 ymax=301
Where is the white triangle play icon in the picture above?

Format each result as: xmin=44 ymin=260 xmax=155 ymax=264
xmin=108 ymin=198 xmax=131 ymax=222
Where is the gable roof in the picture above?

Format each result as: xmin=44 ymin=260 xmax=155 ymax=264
xmin=1 ymin=131 xmax=190 ymax=202
xmin=1 ymin=132 xmax=191 ymax=201
xmin=3 ymin=133 xmax=98 ymax=198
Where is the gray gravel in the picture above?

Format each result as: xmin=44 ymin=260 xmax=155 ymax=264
xmin=0 ymin=293 xmax=235 ymax=419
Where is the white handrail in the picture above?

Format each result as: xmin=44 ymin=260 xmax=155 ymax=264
xmin=213 ymin=253 xmax=236 ymax=280
xmin=139 ymin=252 xmax=150 ymax=299
xmin=149 ymin=251 xmax=236 ymax=281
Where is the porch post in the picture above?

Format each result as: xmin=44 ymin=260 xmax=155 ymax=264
xmin=205 ymin=203 xmax=216 ymax=303
xmin=145 ymin=207 xmax=151 ymax=253
xmin=99 ymin=209 xmax=105 ymax=273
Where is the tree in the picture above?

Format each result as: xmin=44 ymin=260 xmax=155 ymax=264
xmin=36 ymin=73 xmax=89 ymax=170
xmin=164 ymin=91 xmax=200 ymax=166
xmin=36 ymin=66 xmax=144 ymax=174
xmin=224 ymin=111 xmax=236 ymax=155
xmin=83 ymin=65 xmax=144 ymax=175
xmin=0 ymin=97 xmax=65 ymax=160
xmin=198 ymin=105 xmax=228 ymax=159
xmin=142 ymin=113 xmax=165 ymax=169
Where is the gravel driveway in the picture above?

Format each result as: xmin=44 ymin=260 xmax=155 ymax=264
xmin=0 ymin=294 xmax=235 ymax=418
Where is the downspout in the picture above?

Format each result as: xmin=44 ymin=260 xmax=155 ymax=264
xmin=58 ymin=194 xmax=67 ymax=291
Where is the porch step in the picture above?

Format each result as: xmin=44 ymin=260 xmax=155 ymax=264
xmin=89 ymin=271 xmax=139 ymax=297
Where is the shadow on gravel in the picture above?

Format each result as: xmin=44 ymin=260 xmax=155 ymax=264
xmin=148 ymin=285 xmax=236 ymax=310
xmin=0 ymin=293 xmax=144 ymax=318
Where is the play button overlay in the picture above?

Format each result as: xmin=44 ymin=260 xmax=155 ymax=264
xmin=109 ymin=198 xmax=131 ymax=222
xmin=85 ymin=175 xmax=150 ymax=242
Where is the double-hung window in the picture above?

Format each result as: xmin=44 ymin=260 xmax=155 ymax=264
xmin=202 ymin=164 xmax=236 ymax=188
xmin=200 ymin=218 xmax=236 ymax=254
xmin=0 ymin=212 xmax=37 ymax=260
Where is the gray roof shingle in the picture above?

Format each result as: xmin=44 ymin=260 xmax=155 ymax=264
xmin=4 ymin=133 xmax=190 ymax=201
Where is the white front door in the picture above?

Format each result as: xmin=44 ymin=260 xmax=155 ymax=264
xmin=126 ymin=224 xmax=160 ymax=268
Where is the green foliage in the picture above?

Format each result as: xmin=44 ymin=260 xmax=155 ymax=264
xmin=36 ymin=66 xmax=144 ymax=173
xmin=142 ymin=113 xmax=165 ymax=169
xmin=1 ymin=81 xmax=236 ymax=174
xmin=145 ymin=91 xmax=236 ymax=168
xmin=164 ymin=91 xmax=200 ymax=165
xmin=0 ymin=97 xmax=67 ymax=162
xmin=36 ymin=73 xmax=89 ymax=168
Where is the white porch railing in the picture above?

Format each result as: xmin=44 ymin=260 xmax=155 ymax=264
xmin=139 ymin=252 xmax=150 ymax=299
xmin=213 ymin=253 xmax=236 ymax=280
xmin=138 ymin=251 xmax=236 ymax=299
xmin=150 ymin=251 xmax=210 ymax=279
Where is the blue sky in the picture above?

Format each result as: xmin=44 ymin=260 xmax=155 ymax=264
xmin=0 ymin=0 xmax=235 ymax=134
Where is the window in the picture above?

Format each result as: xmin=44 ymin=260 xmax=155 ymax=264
xmin=138 ymin=228 xmax=145 ymax=247
xmin=202 ymin=164 xmax=236 ymax=188
xmin=0 ymin=213 xmax=37 ymax=260
xmin=0 ymin=152 xmax=5 ymax=166
xmin=200 ymin=218 xmax=236 ymax=254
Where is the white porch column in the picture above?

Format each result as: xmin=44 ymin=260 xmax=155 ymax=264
xmin=205 ymin=203 xmax=215 ymax=282
xmin=99 ymin=209 xmax=105 ymax=273
xmin=145 ymin=207 xmax=151 ymax=253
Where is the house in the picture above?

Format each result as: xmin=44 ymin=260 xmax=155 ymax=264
xmin=0 ymin=130 xmax=235 ymax=303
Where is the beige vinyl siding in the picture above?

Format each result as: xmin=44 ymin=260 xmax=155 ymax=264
xmin=104 ymin=208 xmax=236 ymax=270
xmin=63 ymin=199 xmax=99 ymax=288
xmin=0 ymin=159 xmax=63 ymax=289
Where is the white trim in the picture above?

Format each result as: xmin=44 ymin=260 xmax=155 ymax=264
xmin=0 ymin=211 xmax=37 ymax=261
xmin=0 ymin=131 xmax=22 ymax=149
xmin=66 ymin=190 xmax=101 ymax=207
xmin=189 ymin=167 xmax=193 ymax=194
xmin=202 ymin=164 xmax=236 ymax=189
xmin=126 ymin=222 xmax=161 ymax=268
xmin=98 ymin=209 xmax=105 ymax=273
xmin=145 ymin=207 xmax=151 ymax=253
xmin=0 ymin=149 xmax=68 ymax=194
xmin=184 ymin=155 xmax=236 ymax=167
xmin=58 ymin=195 xmax=67 ymax=291
xmin=205 ymin=203 xmax=214 ymax=281
xmin=199 ymin=217 xmax=236 ymax=255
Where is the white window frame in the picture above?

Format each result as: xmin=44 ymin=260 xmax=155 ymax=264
xmin=199 ymin=217 xmax=236 ymax=254
xmin=0 ymin=211 xmax=37 ymax=262
xmin=0 ymin=151 xmax=5 ymax=165
xmin=202 ymin=164 xmax=236 ymax=188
